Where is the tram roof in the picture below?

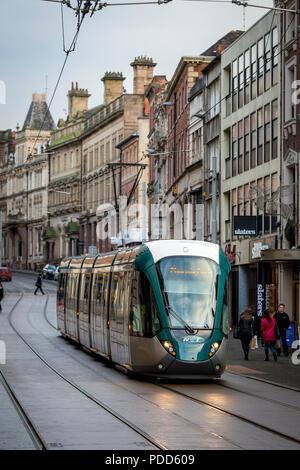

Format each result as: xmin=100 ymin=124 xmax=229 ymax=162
xmin=62 ymin=240 xmax=221 ymax=269
xmin=145 ymin=240 xmax=220 ymax=264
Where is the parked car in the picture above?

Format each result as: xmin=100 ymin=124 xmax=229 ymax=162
xmin=54 ymin=266 xmax=60 ymax=281
xmin=42 ymin=264 xmax=56 ymax=280
xmin=0 ymin=267 xmax=12 ymax=282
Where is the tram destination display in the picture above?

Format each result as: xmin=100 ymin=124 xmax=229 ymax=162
xmin=233 ymin=216 xmax=257 ymax=236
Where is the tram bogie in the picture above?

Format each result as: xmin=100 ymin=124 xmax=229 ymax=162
xmin=56 ymin=240 xmax=231 ymax=379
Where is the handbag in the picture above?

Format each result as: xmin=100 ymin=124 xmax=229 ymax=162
xmin=274 ymin=322 xmax=280 ymax=340
xmin=250 ymin=337 xmax=256 ymax=350
xmin=275 ymin=339 xmax=281 ymax=349
xmin=233 ymin=326 xmax=240 ymax=339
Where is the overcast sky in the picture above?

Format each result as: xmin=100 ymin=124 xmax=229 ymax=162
xmin=0 ymin=0 xmax=274 ymax=130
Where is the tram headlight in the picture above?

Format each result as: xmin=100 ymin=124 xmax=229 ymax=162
xmin=209 ymin=341 xmax=221 ymax=358
xmin=160 ymin=340 xmax=176 ymax=357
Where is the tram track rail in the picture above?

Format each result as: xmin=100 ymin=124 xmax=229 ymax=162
xmin=0 ymin=291 xmax=47 ymax=450
xmin=6 ymin=288 xmax=168 ymax=451
xmin=4 ymin=274 xmax=300 ymax=449
xmin=157 ymin=383 xmax=300 ymax=447
xmin=0 ymin=369 xmax=47 ymax=450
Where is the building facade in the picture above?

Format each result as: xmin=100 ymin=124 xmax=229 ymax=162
xmin=0 ymin=93 xmax=55 ymax=269
xmin=220 ymin=11 xmax=281 ymax=325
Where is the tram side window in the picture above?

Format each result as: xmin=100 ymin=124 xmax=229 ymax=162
xmin=110 ymin=272 xmax=119 ymax=322
xmin=130 ymin=271 xmax=161 ymax=337
xmin=110 ymin=270 xmax=131 ymax=324
xmin=93 ymin=271 xmax=109 ymax=317
xmin=58 ymin=273 xmax=66 ymax=303
xmin=79 ymin=274 xmax=91 ymax=308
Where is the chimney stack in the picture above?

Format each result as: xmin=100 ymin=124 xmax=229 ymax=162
xmin=130 ymin=56 xmax=157 ymax=95
xmin=32 ymin=93 xmax=46 ymax=103
xmin=101 ymin=72 xmax=125 ymax=106
xmin=67 ymin=83 xmax=90 ymax=118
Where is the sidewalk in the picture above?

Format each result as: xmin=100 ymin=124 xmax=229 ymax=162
xmin=226 ymin=335 xmax=300 ymax=390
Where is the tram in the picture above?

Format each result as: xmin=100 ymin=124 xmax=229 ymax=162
xmin=57 ymin=240 xmax=231 ymax=379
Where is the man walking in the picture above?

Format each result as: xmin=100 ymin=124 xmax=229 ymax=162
xmin=274 ymin=303 xmax=290 ymax=357
xmin=34 ymin=273 xmax=45 ymax=295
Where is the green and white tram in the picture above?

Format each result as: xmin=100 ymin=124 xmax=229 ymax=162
xmin=57 ymin=240 xmax=231 ymax=379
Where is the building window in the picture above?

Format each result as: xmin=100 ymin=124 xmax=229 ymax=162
xmin=238 ymin=120 xmax=243 ymax=174
xmin=232 ymin=124 xmax=237 ymax=177
xmin=264 ymin=175 xmax=271 ymax=234
xmin=250 ymin=114 xmax=256 ymax=168
xmin=271 ymin=99 xmax=278 ymax=159
xmin=272 ymin=27 xmax=278 ymax=85
xmin=264 ymin=104 xmax=270 ymax=163
xmin=264 ymin=33 xmax=271 ymax=91
xmin=232 ymin=59 xmax=238 ymax=113
xmin=257 ymin=108 xmax=263 ymax=165
xmin=257 ymin=38 xmax=264 ymax=96
xmin=244 ymin=116 xmax=249 ymax=172
xmin=251 ymin=43 xmax=257 ymax=100
xmin=238 ymin=54 xmax=244 ymax=108
xmin=244 ymin=49 xmax=250 ymax=105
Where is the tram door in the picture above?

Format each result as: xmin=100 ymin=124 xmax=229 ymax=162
xmin=109 ymin=265 xmax=131 ymax=366
xmin=90 ymin=268 xmax=110 ymax=356
xmin=65 ymin=272 xmax=80 ymax=340
xmin=78 ymin=271 xmax=92 ymax=348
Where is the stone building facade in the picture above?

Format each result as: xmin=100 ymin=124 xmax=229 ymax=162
xmin=48 ymin=57 xmax=155 ymax=259
xmin=0 ymin=93 xmax=55 ymax=269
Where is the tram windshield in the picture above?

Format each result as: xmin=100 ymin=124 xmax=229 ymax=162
xmin=157 ymin=256 xmax=219 ymax=330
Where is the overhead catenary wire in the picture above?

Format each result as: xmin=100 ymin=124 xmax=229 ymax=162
xmin=193 ymin=11 xmax=297 ymax=122
xmin=29 ymin=8 xmax=87 ymax=158
xmin=182 ymin=0 xmax=299 ymax=14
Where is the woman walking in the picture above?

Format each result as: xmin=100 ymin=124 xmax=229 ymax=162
xmin=261 ymin=310 xmax=277 ymax=361
xmin=239 ymin=307 xmax=254 ymax=360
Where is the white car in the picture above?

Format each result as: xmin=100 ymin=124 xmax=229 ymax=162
xmin=54 ymin=266 xmax=61 ymax=281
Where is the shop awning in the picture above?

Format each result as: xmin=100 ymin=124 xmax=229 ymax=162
xmin=261 ymin=249 xmax=300 ymax=261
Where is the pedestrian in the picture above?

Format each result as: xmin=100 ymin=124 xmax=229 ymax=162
xmin=261 ymin=310 xmax=277 ymax=361
xmin=238 ymin=306 xmax=254 ymax=360
xmin=273 ymin=303 xmax=290 ymax=357
xmin=34 ymin=273 xmax=45 ymax=295
xmin=0 ymin=281 xmax=4 ymax=311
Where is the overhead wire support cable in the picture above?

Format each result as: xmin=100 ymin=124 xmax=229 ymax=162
xmin=183 ymin=0 xmax=299 ymax=14
xmin=193 ymin=12 xmax=298 ymax=122
xmin=30 ymin=7 xmax=87 ymax=157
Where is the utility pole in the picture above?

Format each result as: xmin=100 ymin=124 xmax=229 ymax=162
xmin=211 ymin=155 xmax=217 ymax=244
xmin=142 ymin=181 xmax=146 ymax=244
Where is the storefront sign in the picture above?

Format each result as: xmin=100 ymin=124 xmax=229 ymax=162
xmin=257 ymin=283 xmax=264 ymax=317
xmin=234 ymin=216 xmax=257 ymax=236
xmin=252 ymin=242 xmax=269 ymax=259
